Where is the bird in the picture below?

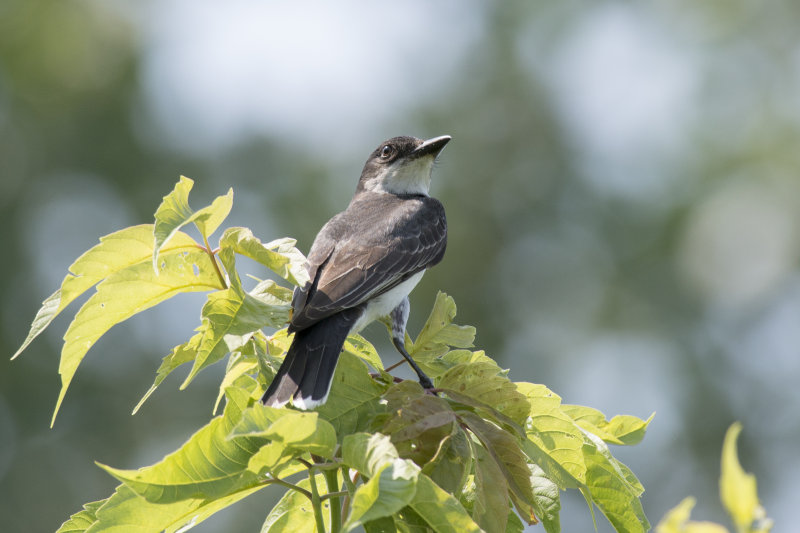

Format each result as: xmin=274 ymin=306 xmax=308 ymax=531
xmin=261 ymin=135 xmax=451 ymax=409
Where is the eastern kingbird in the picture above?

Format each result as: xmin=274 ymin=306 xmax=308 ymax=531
xmin=261 ymin=135 xmax=451 ymax=409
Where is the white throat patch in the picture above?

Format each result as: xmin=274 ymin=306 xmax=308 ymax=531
xmin=363 ymin=156 xmax=435 ymax=196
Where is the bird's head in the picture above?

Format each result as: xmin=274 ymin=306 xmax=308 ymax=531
xmin=357 ymin=135 xmax=451 ymax=196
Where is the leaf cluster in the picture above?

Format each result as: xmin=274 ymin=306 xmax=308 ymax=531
xmin=15 ymin=178 xmax=652 ymax=533
xmin=656 ymin=423 xmax=772 ymax=533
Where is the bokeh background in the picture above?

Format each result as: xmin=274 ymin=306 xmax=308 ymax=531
xmin=2 ymin=1 xmax=798 ymax=531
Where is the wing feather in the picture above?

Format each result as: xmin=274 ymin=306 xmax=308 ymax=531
xmin=289 ymin=195 xmax=446 ymax=331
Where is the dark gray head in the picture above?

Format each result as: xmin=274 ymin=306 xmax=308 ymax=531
xmin=356 ymin=135 xmax=451 ymax=196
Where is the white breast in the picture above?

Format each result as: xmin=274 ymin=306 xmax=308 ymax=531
xmin=351 ymin=271 xmax=425 ymax=333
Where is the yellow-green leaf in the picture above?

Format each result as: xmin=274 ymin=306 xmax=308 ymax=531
xmin=133 ymin=333 xmax=202 ymax=415
xmin=562 ymin=404 xmax=654 ymax=446
xmin=13 ymin=225 xmax=199 ymax=360
xmin=408 ymin=473 xmax=482 ymax=533
xmin=53 ymin=249 xmax=222 ymax=426
xmin=655 ymin=497 xmax=731 ymax=533
xmin=344 ymin=459 xmax=420 ymax=532
xmin=220 ymin=226 xmax=309 ymax=287
xmin=720 ymin=422 xmax=761 ymax=531
xmin=517 ymin=382 xmax=587 ymax=486
xmin=99 ymin=384 xmax=264 ymax=503
xmin=152 ymin=176 xmax=233 ymax=270
xmin=408 ymin=292 xmax=475 ymax=364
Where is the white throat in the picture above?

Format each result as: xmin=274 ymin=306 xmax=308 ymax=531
xmin=363 ymin=157 xmax=435 ymax=196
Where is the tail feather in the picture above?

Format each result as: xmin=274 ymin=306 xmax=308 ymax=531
xmin=261 ymin=307 xmax=362 ymax=409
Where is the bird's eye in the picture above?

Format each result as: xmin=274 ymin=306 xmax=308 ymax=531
xmin=380 ymin=145 xmax=394 ymax=159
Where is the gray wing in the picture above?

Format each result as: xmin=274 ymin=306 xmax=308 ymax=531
xmin=289 ymin=198 xmax=446 ymax=332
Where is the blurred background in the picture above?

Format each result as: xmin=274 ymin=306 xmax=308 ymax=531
xmin=1 ymin=0 xmax=798 ymax=531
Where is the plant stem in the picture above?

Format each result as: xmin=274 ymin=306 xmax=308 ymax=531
xmin=308 ymin=470 xmax=326 ymax=533
xmin=323 ymin=468 xmax=342 ymax=533
xmin=203 ymin=236 xmax=227 ymax=289
xmin=262 ymin=477 xmax=312 ymax=501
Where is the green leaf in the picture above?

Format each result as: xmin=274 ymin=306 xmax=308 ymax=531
xmin=421 ymin=425 xmax=472 ymax=498
xmin=133 ymin=333 xmax=202 ymax=415
xmin=152 ymin=176 xmax=233 ymax=270
xmin=230 ymin=404 xmax=337 ymax=472
xmin=181 ymin=255 xmax=291 ymax=388
xmin=315 ymin=351 xmax=389 ymax=439
xmin=655 ymin=497 xmax=731 ymax=533
xmin=213 ymin=352 xmax=259 ymax=415
xmin=470 ymin=440 xmax=510 ymax=533
xmin=98 ymin=383 xmax=265 ymax=503
xmin=438 ymin=361 xmax=530 ymax=426
xmin=342 ymin=433 xmax=400 ymax=477
xmin=56 ymin=499 xmax=104 ymax=533
xmin=458 ymin=411 xmax=536 ymax=518
xmin=720 ymin=422 xmax=763 ymax=532
xmin=13 ymin=225 xmax=199 ymax=360
xmin=262 ymin=474 xmax=330 ymax=533
xmin=53 ymin=249 xmax=221 ymax=426
xmin=220 ymin=226 xmax=309 ymax=287
xmin=517 ymin=382 xmax=587 ymax=487
xmin=408 ymin=292 xmax=476 ymax=366
xmin=529 ymin=462 xmax=561 ymax=533
xmin=81 ymin=482 xmax=266 ymax=533
xmin=344 ymin=459 xmax=420 ymax=532
xmin=381 ymin=383 xmax=457 ymax=465
xmin=408 ymin=473 xmax=482 ymax=533
xmin=561 ymin=404 xmax=654 ymax=446
xmin=343 ymin=334 xmax=384 ymax=371
xmin=581 ymin=432 xmax=650 ymax=533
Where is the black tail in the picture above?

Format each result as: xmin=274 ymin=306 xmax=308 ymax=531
xmin=261 ymin=307 xmax=362 ymax=409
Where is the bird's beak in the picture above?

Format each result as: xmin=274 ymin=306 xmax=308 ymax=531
xmin=413 ymin=135 xmax=451 ymax=159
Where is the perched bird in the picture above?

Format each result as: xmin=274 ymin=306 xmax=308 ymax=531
xmin=261 ymin=135 xmax=451 ymax=409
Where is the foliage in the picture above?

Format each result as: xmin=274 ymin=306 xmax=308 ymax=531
xmin=15 ymin=178 xmax=652 ymax=533
xmin=656 ymin=423 xmax=772 ymax=533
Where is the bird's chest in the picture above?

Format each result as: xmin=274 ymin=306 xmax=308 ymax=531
xmin=352 ymin=271 xmax=425 ymax=333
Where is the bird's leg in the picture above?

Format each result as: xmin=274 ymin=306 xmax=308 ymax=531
xmin=391 ymin=336 xmax=434 ymax=390
xmin=384 ymin=297 xmax=435 ymax=391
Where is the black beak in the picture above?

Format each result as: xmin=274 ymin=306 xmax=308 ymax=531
xmin=412 ymin=135 xmax=451 ymax=159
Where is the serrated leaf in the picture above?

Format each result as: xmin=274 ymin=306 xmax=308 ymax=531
xmin=581 ymin=432 xmax=650 ymax=533
xmin=262 ymin=474 xmax=329 ymax=533
xmin=516 ymin=382 xmax=586 ymax=487
xmin=562 ymin=405 xmax=653 ymax=446
xmin=220 ymin=226 xmax=309 ymax=287
xmin=408 ymin=292 xmax=475 ymax=365
xmin=344 ymin=459 xmax=420 ymax=532
xmin=315 ymin=352 xmax=389 ymax=438
xmin=439 ymin=361 xmax=530 ymax=426
xmin=56 ymin=499 xmax=105 ymax=533
xmin=529 ymin=462 xmax=561 ymax=533
xmin=182 ymin=282 xmax=290 ymax=388
xmin=408 ymin=473 xmax=482 ymax=533
xmin=720 ymin=422 xmax=763 ymax=531
xmin=470 ymin=440 xmax=510 ymax=533
xmin=13 ymin=225 xmax=199 ymax=360
xmin=99 ymin=384 xmax=265 ymax=503
xmin=53 ymin=249 xmax=222 ymax=426
xmin=133 ymin=333 xmax=202 ymax=415
xmin=152 ymin=176 xmax=233 ymax=270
